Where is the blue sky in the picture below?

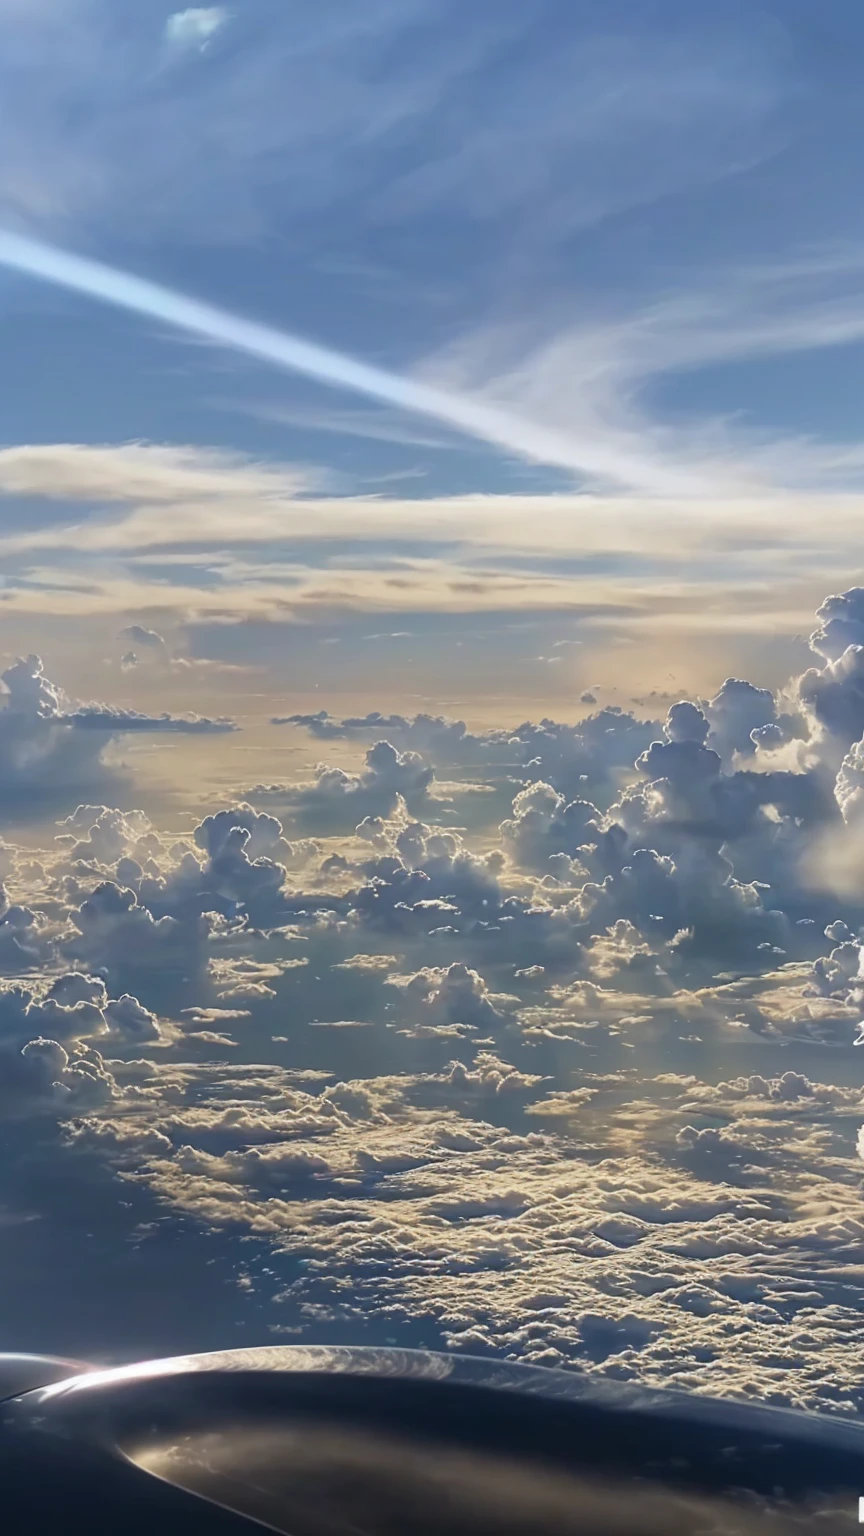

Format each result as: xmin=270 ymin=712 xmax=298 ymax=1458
xmin=0 ymin=0 xmax=861 ymax=715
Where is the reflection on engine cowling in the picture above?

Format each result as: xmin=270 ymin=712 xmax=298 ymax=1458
xmin=131 ymin=1418 xmax=860 ymax=1536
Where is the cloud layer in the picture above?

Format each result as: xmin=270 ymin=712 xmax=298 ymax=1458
xmin=0 ymin=583 xmax=861 ymax=1409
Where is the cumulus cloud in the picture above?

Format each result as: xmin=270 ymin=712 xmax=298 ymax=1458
xmin=0 ymin=652 xmax=236 ymax=814
xmin=278 ymin=706 xmax=659 ymax=799
xmin=797 ymin=643 xmax=864 ymax=755
xmin=500 ymin=781 xmax=599 ymax=872
xmin=6 ymin=582 xmax=864 ymax=1416
xmin=786 ymin=586 xmax=864 ymax=771
xmin=68 ymin=879 xmax=199 ymax=984
xmin=195 ymin=804 xmax=291 ymax=864
xmin=0 ymin=982 xmax=104 ymax=1047
xmin=104 ymin=993 xmax=160 ymax=1042
xmin=809 ymin=586 xmax=864 ymax=663
xmin=0 ymin=889 xmax=57 ymax=971
xmin=0 ymin=959 xmax=162 ymax=1131
xmin=703 ymin=677 xmax=779 ymax=765
xmin=0 ymin=971 xmax=161 ymax=1049
xmin=47 ymin=972 xmax=108 ymax=1009
xmin=58 ymin=805 xmax=157 ymax=865
xmin=388 ymin=962 xmax=507 ymax=1030
xmin=16 ymin=1038 xmax=116 ymax=1110
xmin=250 ymin=741 xmax=436 ymax=832
xmin=70 ymin=704 xmax=235 ymax=734
xmin=834 ymin=738 xmax=864 ymax=822
xmin=120 ymin=624 xmax=167 ymax=652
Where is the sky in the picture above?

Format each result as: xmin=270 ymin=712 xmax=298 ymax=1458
xmin=0 ymin=0 xmax=864 ymax=1423
xmin=3 ymin=0 xmax=864 ymax=726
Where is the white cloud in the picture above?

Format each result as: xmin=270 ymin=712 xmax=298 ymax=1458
xmin=1 ymin=441 xmax=863 ymax=645
xmin=164 ymin=8 xmax=229 ymax=55
xmin=418 ymin=244 xmax=864 ymax=500
xmin=0 ymin=442 xmax=304 ymax=503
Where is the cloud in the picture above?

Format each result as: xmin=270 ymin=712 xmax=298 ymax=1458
xmin=104 ymin=1055 xmax=864 ymax=1412
xmin=58 ymin=804 xmax=156 ymax=864
xmin=25 ymin=224 xmax=864 ymax=500
xmin=4 ymin=442 xmax=864 ymax=643
xmin=121 ymin=624 xmax=166 ymax=651
xmin=1 ymin=448 xmax=863 ymax=562
xmin=238 ymin=399 xmax=463 ymax=452
xmin=195 ymin=804 xmax=290 ymax=864
xmin=13 ymin=216 xmax=864 ymax=513
xmin=164 ymin=7 xmax=230 ymax=55
xmin=0 ymin=2 xmax=788 ymax=270
xmin=249 ymin=741 xmax=436 ymax=832
xmin=7 ymin=0 xmax=864 ymax=1395
xmin=15 ymin=1038 xmax=116 ymax=1110
xmin=500 ymin=782 xmax=600 ymax=872
xmin=0 ymin=651 xmax=239 ymax=817
xmin=703 ymin=677 xmax=778 ymax=766
xmin=0 ymin=655 xmax=119 ymax=812
xmin=398 ymin=241 xmax=864 ymax=513
xmin=835 ymin=739 xmax=864 ymax=823
xmin=798 ymin=644 xmax=864 ymax=759
xmin=69 ymin=704 xmax=235 ymax=734
xmin=0 ymin=10 xmax=853 ymax=522
xmin=809 ymin=586 xmax=864 ymax=662
xmin=104 ymin=993 xmax=160 ymax=1042
xmin=387 ymin=961 xmax=506 ymax=1031
xmin=3 ymin=579 xmax=864 ymax=1414
xmin=275 ymin=710 xmax=513 ymax=765
xmin=281 ymin=706 xmax=659 ymax=801
xmin=68 ymin=879 xmax=203 ymax=986
xmin=0 ymin=232 xmax=695 ymax=491
xmin=0 ymin=442 xmax=305 ymax=505
xmin=0 ymin=962 xmax=163 ymax=1122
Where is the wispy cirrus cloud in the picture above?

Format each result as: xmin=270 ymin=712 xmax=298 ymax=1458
xmin=225 ymin=399 xmax=463 ymax=453
xmin=8 ymin=229 xmax=864 ymax=499
xmin=0 ymin=0 xmax=830 ymax=505
xmin=0 ymin=1 xmax=790 ymax=247
xmin=419 ymin=243 xmax=864 ymax=497
xmin=0 ymin=229 xmax=706 ymax=493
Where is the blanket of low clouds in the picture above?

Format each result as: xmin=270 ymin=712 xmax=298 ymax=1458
xmin=0 ymin=0 xmax=863 ymax=1416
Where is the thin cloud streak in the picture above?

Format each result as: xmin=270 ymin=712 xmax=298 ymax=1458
xmin=436 ymin=245 xmax=864 ymax=498
xmin=0 ymin=229 xmax=702 ymax=496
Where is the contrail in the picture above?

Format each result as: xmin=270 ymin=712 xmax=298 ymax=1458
xmin=0 ymin=228 xmax=680 ymax=491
